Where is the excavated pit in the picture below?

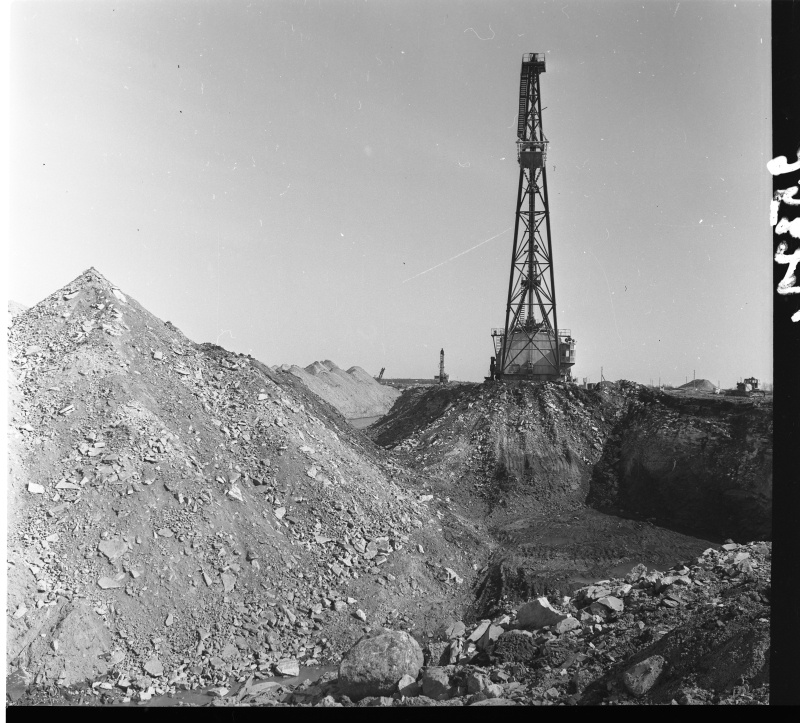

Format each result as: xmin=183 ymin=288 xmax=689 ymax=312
xmin=369 ymin=380 xmax=772 ymax=618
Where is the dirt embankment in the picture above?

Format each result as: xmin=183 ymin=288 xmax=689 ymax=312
xmin=372 ymin=381 xmax=771 ymax=544
xmin=278 ymin=361 xmax=400 ymax=421
xmin=588 ymin=389 xmax=772 ymax=541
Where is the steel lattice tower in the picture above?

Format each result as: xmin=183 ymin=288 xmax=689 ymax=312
xmin=490 ymin=53 xmax=575 ymax=381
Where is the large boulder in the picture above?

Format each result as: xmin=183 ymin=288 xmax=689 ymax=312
xmin=421 ymin=666 xmax=453 ymax=700
xmin=622 ymin=655 xmax=665 ymax=697
xmin=516 ymin=597 xmax=568 ymax=630
xmin=338 ymin=630 xmax=424 ymax=701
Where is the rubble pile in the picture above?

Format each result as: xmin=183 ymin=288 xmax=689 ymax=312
xmin=6 ymin=269 xmax=472 ymax=704
xmin=212 ymin=541 xmax=771 ymax=707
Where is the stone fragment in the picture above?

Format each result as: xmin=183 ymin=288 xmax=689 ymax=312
xmin=28 ymin=483 xmax=45 ymax=495
xmin=97 ymin=576 xmax=124 ymax=589
xmin=144 ymin=657 xmax=164 ymax=677
xmin=622 ymin=655 xmax=665 ymax=697
xmin=274 ymin=507 xmax=286 ymax=519
xmin=13 ymin=604 xmax=28 ymax=619
xmin=153 ymin=351 xmax=163 ymax=360
xmin=157 ymin=528 xmax=174 ymax=538
xmin=589 ymin=596 xmax=624 ymax=616
xmin=421 ymin=667 xmax=452 ymax=701
xmin=338 ymin=630 xmax=424 ymax=701
xmin=98 ymin=538 xmax=128 ymax=562
xmin=354 ymin=609 xmax=367 ymax=622
xmin=445 ymin=621 xmax=466 ymax=639
xmin=275 ymin=659 xmax=300 ymax=677
xmin=516 ymin=597 xmax=568 ymax=630
xmin=484 ymin=683 xmax=504 ymax=698
xmin=468 ymin=620 xmax=491 ymax=642
xmin=477 ymin=624 xmax=504 ymax=651
xmin=469 ymin=698 xmax=518 ymax=706
xmin=221 ymin=573 xmax=236 ymax=593
xmin=397 ymin=673 xmax=420 ymax=697
xmin=228 ymin=485 xmax=243 ymax=502
xmin=577 ymin=585 xmax=613 ymax=603
xmin=467 ymin=672 xmax=490 ymax=694
xmin=554 ymin=616 xmax=581 ymax=635
xmin=625 ymin=563 xmax=648 ymax=583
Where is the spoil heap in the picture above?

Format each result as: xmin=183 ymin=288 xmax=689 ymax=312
xmin=678 ymin=379 xmax=716 ymax=392
xmin=6 ymin=268 xmax=474 ymax=702
xmin=278 ymin=361 xmax=400 ymax=421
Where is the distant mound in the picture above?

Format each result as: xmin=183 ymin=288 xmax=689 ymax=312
xmin=283 ymin=360 xmax=400 ymax=420
xmin=679 ymin=379 xmax=716 ymax=392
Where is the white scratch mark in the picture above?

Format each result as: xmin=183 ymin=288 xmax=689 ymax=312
xmin=279 ymin=184 xmax=291 ymax=197
xmin=402 ymin=227 xmax=512 ymax=284
xmin=562 ymin=6 xmax=570 ymax=19
xmin=375 ymin=56 xmax=383 ymax=65
xmin=464 ymin=25 xmax=495 ymax=40
xmin=587 ymin=246 xmax=623 ymax=345
xmin=673 ymin=2 xmax=680 ymax=18
xmin=458 ymin=160 xmax=471 ymax=168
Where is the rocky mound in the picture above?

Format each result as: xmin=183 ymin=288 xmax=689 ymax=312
xmin=6 ymin=268 xmax=474 ymax=702
xmin=281 ymin=360 xmax=400 ymax=421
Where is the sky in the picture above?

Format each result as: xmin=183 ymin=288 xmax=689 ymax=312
xmin=7 ymin=0 xmax=772 ymax=386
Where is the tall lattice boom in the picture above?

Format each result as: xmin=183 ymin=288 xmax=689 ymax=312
xmin=490 ymin=53 xmax=576 ymax=381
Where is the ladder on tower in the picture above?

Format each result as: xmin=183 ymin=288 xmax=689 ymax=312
xmin=517 ymin=69 xmax=529 ymax=140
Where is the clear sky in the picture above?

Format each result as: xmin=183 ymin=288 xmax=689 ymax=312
xmin=8 ymin=0 xmax=772 ymax=386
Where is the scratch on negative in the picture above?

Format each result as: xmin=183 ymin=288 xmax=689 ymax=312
xmin=464 ymin=25 xmax=495 ymax=40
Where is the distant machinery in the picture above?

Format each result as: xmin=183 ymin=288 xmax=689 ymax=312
xmin=376 ymin=367 xmax=385 ymax=381
xmin=436 ymin=349 xmax=449 ymax=384
xmin=490 ymin=53 xmax=576 ymax=382
xmin=732 ymin=376 xmax=765 ymax=398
